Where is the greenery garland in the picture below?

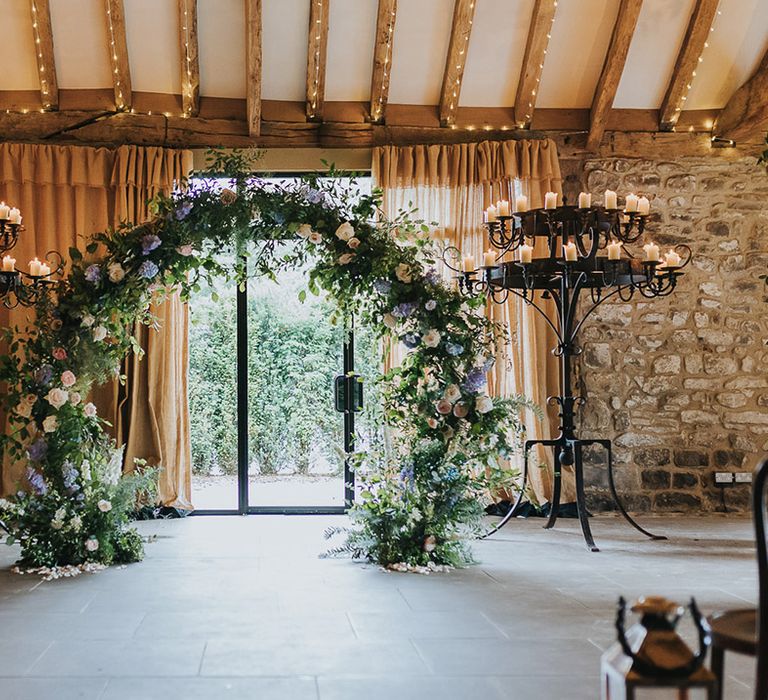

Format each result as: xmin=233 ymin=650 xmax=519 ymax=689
xmin=0 ymin=150 xmax=532 ymax=570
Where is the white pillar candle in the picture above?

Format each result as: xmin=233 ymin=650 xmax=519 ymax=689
xmin=624 ymin=193 xmax=638 ymax=212
xmin=563 ymin=241 xmax=578 ymax=261
xmin=607 ymin=240 xmax=622 ymax=260
xmin=578 ymin=192 xmax=591 ymax=208
xmin=519 ymin=243 xmax=533 ymax=264
xmin=463 ymin=254 xmax=475 ymax=272
xmin=515 ymin=194 xmax=528 ymax=212
xmin=0 ymin=202 xmax=9 ymax=219
xmin=544 ymin=192 xmax=558 ymax=209
xmin=643 ymin=242 xmax=660 ymax=262
xmin=29 ymin=258 xmax=42 ymax=276
xmin=8 ymin=208 xmax=21 ymax=225
xmin=38 ymin=262 xmax=51 ymax=277
xmin=637 ymin=196 xmax=650 ymax=215
xmin=483 ymin=250 xmax=496 ymax=267
xmin=604 ymin=190 xmax=618 ymax=209
xmin=485 ymin=204 xmax=497 ymax=222
xmin=497 ymin=199 xmax=510 ymax=217
xmin=664 ymin=249 xmax=681 ymax=267
xmin=2 ymin=255 xmax=16 ymax=272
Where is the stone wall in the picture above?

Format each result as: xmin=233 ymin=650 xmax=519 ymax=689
xmin=558 ymin=146 xmax=768 ymax=513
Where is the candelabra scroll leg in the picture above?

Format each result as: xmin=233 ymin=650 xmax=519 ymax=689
xmin=544 ymin=442 xmax=564 ymax=530
xmin=574 ymin=441 xmax=599 ymax=552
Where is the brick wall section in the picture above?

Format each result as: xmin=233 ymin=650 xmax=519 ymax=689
xmin=558 ymin=152 xmax=768 ymax=513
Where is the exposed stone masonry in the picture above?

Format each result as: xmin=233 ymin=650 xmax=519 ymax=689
xmin=558 ymin=150 xmax=768 ymax=512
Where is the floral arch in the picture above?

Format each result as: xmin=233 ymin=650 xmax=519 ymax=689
xmin=0 ymin=151 xmax=529 ymax=572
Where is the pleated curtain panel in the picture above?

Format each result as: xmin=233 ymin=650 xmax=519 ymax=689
xmin=0 ymin=143 xmax=193 ymax=509
xmin=373 ymin=138 xmax=575 ymax=505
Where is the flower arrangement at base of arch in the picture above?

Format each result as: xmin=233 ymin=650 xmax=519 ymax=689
xmin=0 ymin=150 xmax=533 ymax=570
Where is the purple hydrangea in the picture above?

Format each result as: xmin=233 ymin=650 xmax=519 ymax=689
xmin=402 ymin=333 xmax=421 ymax=349
xmin=85 ymin=264 xmax=101 ymax=283
xmin=62 ymin=463 xmax=80 ymax=493
xmin=392 ymin=301 xmax=418 ymax=319
xmin=174 ymin=200 xmax=193 ymax=221
xmin=373 ymin=279 xmax=392 ymax=295
xmin=305 ymin=188 xmax=325 ymax=205
xmin=445 ymin=342 xmax=464 ymax=356
xmin=425 ymin=268 xmax=441 ymax=285
xmin=35 ymin=364 xmax=54 ymax=385
xmin=26 ymin=467 xmax=47 ymax=495
xmin=141 ymin=234 xmax=162 ymax=255
xmin=138 ymin=261 xmax=159 ymax=280
xmin=399 ymin=463 xmax=414 ymax=489
xmin=462 ymin=367 xmax=487 ymax=394
xmin=27 ymin=437 xmax=48 ymax=462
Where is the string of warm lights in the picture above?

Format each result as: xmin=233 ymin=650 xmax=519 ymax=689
xmin=30 ymin=1 xmax=54 ymax=111
xmin=521 ymin=0 xmax=558 ymax=127
xmin=308 ymin=0 xmax=325 ymax=119
xmin=372 ymin=4 xmax=396 ymax=123
xmin=105 ymin=1 xmax=126 ymax=111
xmin=180 ymin=0 xmax=195 ymax=116
xmin=671 ymin=2 xmax=722 ymax=131
xmin=444 ymin=0 xmax=474 ymax=126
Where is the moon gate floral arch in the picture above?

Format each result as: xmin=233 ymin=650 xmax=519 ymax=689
xmin=0 ymin=151 xmax=530 ymax=571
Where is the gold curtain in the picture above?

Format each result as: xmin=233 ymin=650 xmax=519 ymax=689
xmin=372 ymin=139 xmax=575 ymax=504
xmin=0 ymin=143 xmax=193 ymax=509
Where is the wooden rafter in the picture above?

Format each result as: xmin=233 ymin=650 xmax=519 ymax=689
xmin=29 ymin=0 xmax=58 ymax=111
xmin=713 ymin=47 xmax=768 ymax=142
xmin=306 ymin=0 xmax=330 ymax=121
xmin=178 ymin=0 xmax=200 ymax=117
xmin=104 ymin=0 xmax=132 ymax=110
xmin=659 ymin=0 xmax=719 ymax=131
xmin=438 ymin=0 xmax=476 ymax=127
xmin=245 ymin=0 xmax=262 ymax=136
xmin=586 ymin=0 xmax=643 ymax=151
xmin=369 ymin=0 xmax=397 ymax=123
xmin=514 ymin=0 xmax=557 ymax=129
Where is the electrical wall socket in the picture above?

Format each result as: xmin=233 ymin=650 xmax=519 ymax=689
xmin=715 ymin=472 xmax=735 ymax=484
xmin=735 ymin=472 xmax=753 ymax=483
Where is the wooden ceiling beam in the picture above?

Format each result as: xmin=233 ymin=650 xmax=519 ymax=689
xmin=29 ymin=0 xmax=58 ymax=111
xmin=438 ymin=0 xmax=477 ymax=127
xmin=659 ymin=0 xmax=719 ymax=132
xmin=713 ymin=47 xmax=768 ymax=143
xmin=178 ymin=0 xmax=200 ymax=117
xmin=586 ymin=0 xmax=643 ymax=152
xmin=369 ymin=0 xmax=397 ymax=124
xmin=104 ymin=0 xmax=132 ymax=110
xmin=245 ymin=0 xmax=262 ymax=136
xmin=306 ymin=0 xmax=330 ymax=121
xmin=514 ymin=0 xmax=557 ymax=129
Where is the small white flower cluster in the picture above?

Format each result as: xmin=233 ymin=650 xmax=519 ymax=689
xmin=385 ymin=561 xmax=453 ymax=575
xmin=11 ymin=562 xmax=106 ymax=581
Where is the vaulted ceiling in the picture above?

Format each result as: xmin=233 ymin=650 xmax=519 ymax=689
xmin=1 ymin=0 xmax=767 ymax=150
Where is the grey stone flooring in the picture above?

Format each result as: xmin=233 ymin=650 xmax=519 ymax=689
xmin=0 ymin=514 xmax=759 ymax=700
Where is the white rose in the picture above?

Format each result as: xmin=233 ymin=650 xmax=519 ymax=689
xmin=70 ymin=515 xmax=82 ymax=532
xmin=443 ymin=384 xmax=461 ymax=403
xmin=107 ymin=263 xmax=125 ymax=283
xmin=423 ymin=329 xmax=441 ymax=348
xmin=51 ymin=519 xmax=64 ymax=531
xmin=308 ymin=231 xmax=323 ymax=245
xmin=335 ymin=222 xmax=354 ymax=241
xmin=42 ymin=416 xmax=58 ymax=433
xmin=92 ymin=326 xmax=107 ymax=342
xmin=97 ymin=499 xmax=112 ymax=513
xmin=475 ymin=395 xmax=494 ymax=414
xmin=382 ymin=313 xmax=397 ymax=329
xmin=423 ymin=535 xmax=437 ymax=553
xmin=337 ymin=253 xmax=355 ymax=265
xmin=15 ymin=402 xmax=32 ymax=419
xmin=85 ymin=537 xmax=99 ymax=552
xmin=81 ymin=314 xmax=95 ymax=328
xmin=46 ymin=387 xmax=69 ymax=409
xmin=347 ymin=237 xmax=360 ymax=249
xmin=69 ymin=392 xmax=82 ymax=406
xmin=0 ymin=498 xmax=11 ymax=510
xmin=54 ymin=507 xmax=66 ymax=520
xmin=395 ymin=263 xmax=412 ymax=283
xmin=83 ymin=403 xmax=97 ymax=418
xmin=297 ymin=223 xmax=313 ymax=239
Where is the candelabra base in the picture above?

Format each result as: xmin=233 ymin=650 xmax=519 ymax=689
xmin=482 ymin=435 xmax=667 ymax=552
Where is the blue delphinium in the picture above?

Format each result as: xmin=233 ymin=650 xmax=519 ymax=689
xmin=62 ymin=463 xmax=80 ymax=493
xmin=402 ymin=333 xmax=421 ymax=349
xmin=425 ymin=268 xmax=441 ymax=285
xmin=445 ymin=342 xmax=464 ymax=356
xmin=26 ymin=467 xmax=47 ymax=495
xmin=141 ymin=234 xmax=161 ymax=255
xmin=27 ymin=438 xmax=48 ymax=462
xmin=305 ymin=188 xmax=325 ymax=205
xmin=85 ymin=264 xmax=101 ymax=283
xmin=373 ymin=279 xmax=392 ymax=295
xmin=174 ymin=200 xmax=193 ymax=221
xmin=462 ymin=367 xmax=486 ymax=393
xmin=138 ymin=261 xmax=159 ymax=280
xmin=392 ymin=301 xmax=418 ymax=318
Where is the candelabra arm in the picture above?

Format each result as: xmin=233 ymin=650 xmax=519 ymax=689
xmin=568 ymin=284 xmax=633 ymax=346
xmin=506 ymin=287 xmax=563 ymax=346
xmin=563 ymin=270 xmax=588 ymax=335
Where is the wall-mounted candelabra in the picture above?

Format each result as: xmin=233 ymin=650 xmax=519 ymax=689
xmin=0 ymin=203 xmax=63 ymax=309
xmin=444 ymin=189 xmax=691 ymax=551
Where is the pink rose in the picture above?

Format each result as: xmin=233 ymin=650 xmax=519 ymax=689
xmin=348 ymin=237 xmax=360 ymax=249
xmin=452 ymin=401 xmax=469 ymax=418
xmin=83 ymin=402 xmax=97 ymax=418
xmin=176 ymin=244 xmax=194 ymax=256
xmin=337 ymin=253 xmax=355 ymax=265
xmin=61 ymin=371 xmax=76 ymax=387
xmin=427 ymin=417 xmax=439 ymax=429
xmin=52 ymin=347 xmax=67 ymax=361
xmin=435 ymin=399 xmax=453 ymax=415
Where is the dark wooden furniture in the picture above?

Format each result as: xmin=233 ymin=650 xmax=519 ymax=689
xmin=708 ymin=456 xmax=767 ymax=700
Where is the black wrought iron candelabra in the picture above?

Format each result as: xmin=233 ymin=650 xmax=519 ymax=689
xmin=0 ymin=209 xmax=62 ymax=309
xmin=444 ymin=193 xmax=691 ymax=551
